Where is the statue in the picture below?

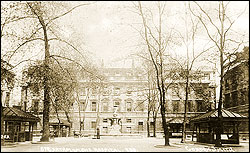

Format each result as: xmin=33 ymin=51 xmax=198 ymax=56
xmin=108 ymin=106 xmax=122 ymax=135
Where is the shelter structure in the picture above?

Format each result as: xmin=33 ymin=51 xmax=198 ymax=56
xmin=2 ymin=106 xmax=40 ymax=143
xmin=49 ymin=118 xmax=71 ymax=137
xmin=190 ymin=108 xmax=248 ymax=144
xmin=167 ymin=118 xmax=185 ymax=138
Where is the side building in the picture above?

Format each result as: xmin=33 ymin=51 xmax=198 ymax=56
xmin=1 ymin=60 xmax=40 ymax=144
xmin=224 ymin=46 xmax=249 ymax=139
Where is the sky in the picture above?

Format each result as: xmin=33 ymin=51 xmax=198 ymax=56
xmin=60 ymin=1 xmax=249 ymax=68
xmin=2 ymin=1 xmax=249 ymax=104
xmin=52 ymin=1 xmax=250 ymax=102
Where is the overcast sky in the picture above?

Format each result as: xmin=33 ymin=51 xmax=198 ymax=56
xmin=61 ymin=1 xmax=249 ymax=68
xmin=2 ymin=1 xmax=249 ymax=105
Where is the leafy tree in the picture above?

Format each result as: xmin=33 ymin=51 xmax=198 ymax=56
xmin=1 ymin=1 xmax=95 ymax=141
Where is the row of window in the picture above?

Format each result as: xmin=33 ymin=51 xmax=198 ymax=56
xmin=172 ymin=100 xmax=207 ymax=112
xmin=81 ymin=100 xmax=208 ymax=112
xmin=102 ymin=118 xmax=132 ymax=123
xmin=81 ymin=101 xmax=144 ymax=112
xmin=80 ymin=87 xmax=145 ymax=96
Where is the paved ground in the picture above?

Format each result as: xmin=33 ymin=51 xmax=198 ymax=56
xmin=1 ymin=137 xmax=249 ymax=152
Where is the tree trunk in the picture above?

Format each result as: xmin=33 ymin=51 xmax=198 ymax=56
xmin=181 ymin=71 xmax=189 ymax=143
xmin=27 ymin=2 xmax=51 ymax=142
xmin=1 ymin=97 xmax=4 ymax=145
xmin=160 ymin=103 xmax=169 ymax=146
xmin=215 ymin=2 xmax=225 ymax=147
xmin=40 ymin=18 xmax=50 ymax=142
xmin=153 ymin=116 xmax=156 ymax=137
xmin=147 ymin=111 xmax=150 ymax=137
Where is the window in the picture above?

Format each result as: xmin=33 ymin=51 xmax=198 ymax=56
xmin=126 ymin=119 xmax=132 ymax=123
xmin=172 ymin=100 xmax=179 ymax=113
xmin=91 ymin=121 xmax=96 ymax=129
xmin=103 ymin=87 xmax=109 ymax=95
xmin=137 ymin=101 xmax=144 ymax=111
xmin=80 ymin=121 xmax=84 ymax=130
xmin=196 ymin=100 xmax=206 ymax=112
xmin=5 ymin=92 xmax=10 ymax=107
xmin=138 ymin=122 xmax=143 ymax=131
xmin=92 ymin=88 xmax=97 ymax=95
xmin=80 ymin=89 xmax=86 ymax=96
xmin=79 ymin=100 xmax=85 ymax=111
xmin=113 ymin=101 xmax=120 ymax=112
xmin=150 ymin=122 xmax=154 ymax=129
xmin=126 ymin=102 xmax=132 ymax=112
xmin=91 ymin=102 xmax=97 ymax=111
xmin=103 ymin=102 xmax=108 ymax=111
xmin=126 ymin=89 xmax=132 ymax=96
xmin=32 ymin=99 xmax=39 ymax=113
xmin=103 ymin=118 xmax=108 ymax=123
xmin=126 ymin=127 xmax=131 ymax=133
xmin=115 ymin=71 xmax=120 ymax=76
xmin=188 ymin=100 xmax=194 ymax=112
xmin=103 ymin=127 xmax=108 ymax=133
xmin=114 ymin=87 xmax=120 ymax=95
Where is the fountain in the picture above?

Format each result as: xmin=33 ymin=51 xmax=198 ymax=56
xmin=108 ymin=106 xmax=122 ymax=135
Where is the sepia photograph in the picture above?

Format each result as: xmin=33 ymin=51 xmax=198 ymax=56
xmin=1 ymin=1 xmax=249 ymax=152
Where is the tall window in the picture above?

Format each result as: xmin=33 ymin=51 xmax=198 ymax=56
xmin=103 ymin=118 xmax=108 ymax=123
xmin=126 ymin=118 xmax=132 ymax=123
xmin=126 ymin=102 xmax=132 ymax=112
xmin=103 ymin=102 xmax=108 ymax=112
xmin=79 ymin=100 xmax=85 ymax=111
xmin=91 ymin=102 xmax=97 ymax=111
xmin=196 ymin=100 xmax=206 ymax=112
xmin=80 ymin=121 xmax=84 ymax=130
xmin=172 ymin=100 xmax=179 ymax=113
xmin=114 ymin=87 xmax=120 ymax=95
xmin=103 ymin=87 xmax=109 ymax=96
xmin=138 ymin=122 xmax=143 ymax=131
xmin=188 ymin=100 xmax=194 ymax=112
xmin=80 ymin=88 xmax=86 ymax=96
xmin=32 ymin=99 xmax=39 ymax=113
xmin=137 ymin=101 xmax=144 ymax=111
xmin=91 ymin=121 xmax=96 ymax=129
xmin=92 ymin=88 xmax=97 ymax=95
xmin=126 ymin=88 xmax=132 ymax=96
xmin=5 ymin=92 xmax=10 ymax=107
xmin=113 ymin=101 xmax=120 ymax=112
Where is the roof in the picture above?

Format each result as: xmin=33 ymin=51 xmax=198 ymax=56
xmin=167 ymin=118 xmax=189 ymax=124
xmin=190 ymin=108 xmax=247 ymax=122
xmin=49 ymin=118 xmax=70 ymax=126
xmin=3 ymin=106 xmax=40 ymax=122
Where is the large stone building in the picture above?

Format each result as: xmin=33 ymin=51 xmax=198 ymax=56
xmin=224 ymin=46 xmax=249 ymax=137
xmin=19 ymin=62 xmax=216 ymax=137
xmin=71 ymin=66 xmax=216 ymax=136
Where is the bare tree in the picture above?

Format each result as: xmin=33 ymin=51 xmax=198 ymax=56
xmin=135 ymin=1 xmax=179 ymax=145
xmin=189 ymin=1 xmax=249 ymax=146
xmin=166 ymin=2 xmax=216 ymax=143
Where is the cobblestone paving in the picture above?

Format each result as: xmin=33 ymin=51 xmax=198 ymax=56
xmin=1 ymin=137 xmax=249 ymax=152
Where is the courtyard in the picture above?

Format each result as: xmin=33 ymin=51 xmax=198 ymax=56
xmin=1 ymin=137 xmax=249 ymax=152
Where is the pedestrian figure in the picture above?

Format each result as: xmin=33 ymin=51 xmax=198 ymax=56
xmin=97 ymin=127 xmax=100 ymax=139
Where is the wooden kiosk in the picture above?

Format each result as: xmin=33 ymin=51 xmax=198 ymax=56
xmin=2 ymin=106 xmax=40 ymax=143
xmin=190 ymin=108 xmax=247 ymax=144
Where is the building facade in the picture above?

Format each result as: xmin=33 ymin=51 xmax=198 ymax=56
xmin=71 ymin=66 xmax=216 ymax=136
xmin=224 ymin=46 xmax=249 ymax=137
xmin=19 ymin=62 xmax=216 ymax=137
